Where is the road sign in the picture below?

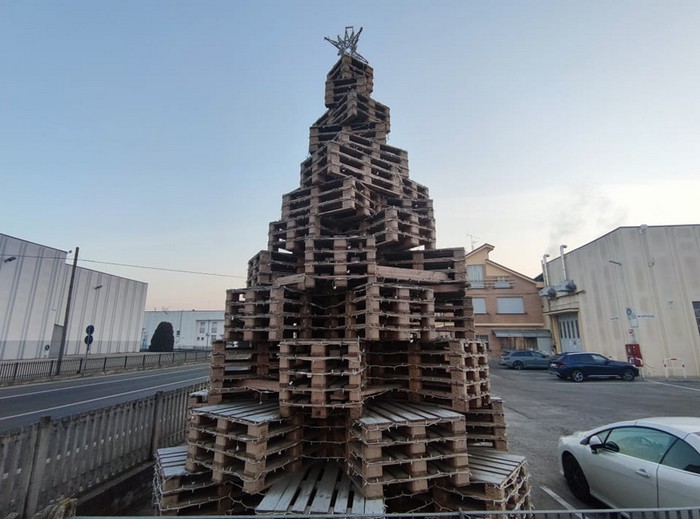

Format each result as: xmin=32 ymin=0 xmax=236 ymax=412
xmin=84 ymin=324 xmax=95 ymax=350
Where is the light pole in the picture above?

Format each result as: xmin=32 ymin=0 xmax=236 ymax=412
xmin=57 ymin=247 xmax=79 ymax=375
xmin=85 ymin=284 xmax=103 ymax=363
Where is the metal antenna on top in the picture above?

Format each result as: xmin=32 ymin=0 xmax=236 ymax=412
xmin=325 ymin=26 xmax=367 ymax=63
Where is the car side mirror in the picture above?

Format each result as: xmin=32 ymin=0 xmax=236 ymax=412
xmin=588 ymin=435 xmax=604 ymax=453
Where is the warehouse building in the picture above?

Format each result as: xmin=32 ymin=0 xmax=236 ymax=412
xmin=541 ymin=225 xmax=700 ymax=377
xmin=0 ymin=234 xmax=147 ymax=360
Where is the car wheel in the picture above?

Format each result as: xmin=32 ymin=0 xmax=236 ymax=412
xmin=571 ymin=369 xmax=585 ymax=383
xmin=562 ymin=453 xmax=592 ymax=502
xmin=513 ymin=361 xmax=524 ymax=370
xmin=621 ymin=369 xmax=636 ymax=382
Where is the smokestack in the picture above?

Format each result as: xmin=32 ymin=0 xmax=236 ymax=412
xmin=560 ymin=244 xmax=568 ymax=280
xmin=542 ymin=254 xmax=550 ymax=286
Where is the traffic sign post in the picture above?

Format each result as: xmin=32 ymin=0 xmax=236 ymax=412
xmin=82 ymin=325 xmax=95 ymax=373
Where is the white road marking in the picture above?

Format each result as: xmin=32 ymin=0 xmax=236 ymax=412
xmin=0 ymin=376 xmax=208 ymax=422
xmin=647 ymin=380 xmax=700 ymax=392
xmin=0 ymin=365 xmax=207 ymax=400
xmin=541 ymin=486 xmax=587 ymax=517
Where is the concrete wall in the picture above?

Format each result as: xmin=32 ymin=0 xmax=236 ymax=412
xmin=542 ymin=225 xmax=700 ymax=377
xmin=0 ymin=234 xmax=148 ymax=360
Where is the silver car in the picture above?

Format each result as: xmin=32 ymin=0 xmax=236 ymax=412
xmin=498 ymin=349 xmax=550 ymax=370
xmin=558 ymin=417 xmax=700 ymax=507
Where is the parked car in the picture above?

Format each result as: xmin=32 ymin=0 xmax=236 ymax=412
xmin=548 ymin=352 xmax=638 ymax=382
xmin=558 ymin=417 xmax=700 ymax=507
xmin=499 ymin=349 xmax=550 ymax=370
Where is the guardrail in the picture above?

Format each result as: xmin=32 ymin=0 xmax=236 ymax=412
xmin=0 ymin=381 xmax=206 ymax=517
xmin=0 ymin=350 xmax=211 ymax=384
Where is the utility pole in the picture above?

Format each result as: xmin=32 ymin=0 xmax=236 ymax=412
xmin=56 ymin=246 xmax=79 ymax=375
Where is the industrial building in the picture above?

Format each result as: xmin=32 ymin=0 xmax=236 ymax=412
xmin=142 ymin=310 xmax=224 ymax=350
xmin=541 ymin=225 xmax=700 ymax=377
xmin=0 ymin=233 xmax=147 ymax=360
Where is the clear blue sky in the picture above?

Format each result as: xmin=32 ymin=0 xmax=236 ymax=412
xmin=2 ymin=1 xmax=699 ymax=310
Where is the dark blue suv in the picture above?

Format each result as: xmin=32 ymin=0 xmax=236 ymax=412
xmin=549 ymin=352 xmax=639 ymax=382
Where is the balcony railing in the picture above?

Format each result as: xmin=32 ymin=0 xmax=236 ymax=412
xmin=467 ymin=276 xmax=513 ymax=289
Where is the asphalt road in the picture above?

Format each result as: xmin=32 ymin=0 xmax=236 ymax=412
xmin=489 ymin=363 xmax=700 ymax=510
xmin=0 ymin=364 xmax=210 ymax=432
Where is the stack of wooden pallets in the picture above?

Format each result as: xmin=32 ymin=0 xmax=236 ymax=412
xmin=154 ymin=37 xmax=528 ymax=515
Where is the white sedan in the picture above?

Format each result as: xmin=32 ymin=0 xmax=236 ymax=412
xmin=558 ymin=417 xmax=700 ymax=508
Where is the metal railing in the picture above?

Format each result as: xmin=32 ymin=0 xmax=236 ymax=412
xmin=71 ymin=508 xmax=700 ymax=519
xmin=0 ymin=350 xmax=210 ymax=384
xmin=0 ymin=382 xmax=205 ymax=517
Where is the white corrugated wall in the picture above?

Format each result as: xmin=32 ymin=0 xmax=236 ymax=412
xmin=0 ymin=234 xmax=147 ymax=360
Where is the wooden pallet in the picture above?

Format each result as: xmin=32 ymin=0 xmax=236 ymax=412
xmin=256 ymin=462 xmax=385 ymax=515
xmin=433 ymin=448 xmax=532 ymax=512
xmin=154 ymin=446 xmax=232 ymax=516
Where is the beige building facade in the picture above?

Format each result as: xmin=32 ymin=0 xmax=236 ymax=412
xmin=541 ymin=225 xmax=700 ymax=377
xmin=466 ymin=244 xmax=549 ymax=357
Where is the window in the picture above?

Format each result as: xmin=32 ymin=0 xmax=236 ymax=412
xmin=497 ymin=297 xmax=524 ymax=314
xmin=602 ymin=427 xmax=676 ymax=463
xmin=662 ymin=439 xmax=700 ymax=474
xmin=199 ymin=322 xmax=205 ymax=333
xmin=476 ymin=334 xmax=489 ymax=350
xmin=694 ymin=301 xmax=700 ymax=336
xmin=467 ymin=265 xmax=485 ymax=288
xmin=473 ymin=297 xmax=486 ymax=314
xmin=211 ymin=322 xmax=218 ymax=334
xmin=591 ymin=354 xmax=609 ymax=364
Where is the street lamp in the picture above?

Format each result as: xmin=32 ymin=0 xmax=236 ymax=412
xmin=609 ymin=259 xmax=644 ymax=376
xmin=608 ymin=260 xmax=633 ymax=323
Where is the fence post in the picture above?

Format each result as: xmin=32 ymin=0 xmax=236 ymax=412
xmin=23 ymin=416 xmax=52 ymax=517
xmin=124 ymin=356 xmax=128 ymax=369
xmin=103 ymin=357 xmax=108 ymax=372
xmin=150 ymin=391 xmax=165 ymax=457
xmin=158 ymin=354 xmax=162 ymax=367
xmin=12 ymin=362 xmax=19 ymax=383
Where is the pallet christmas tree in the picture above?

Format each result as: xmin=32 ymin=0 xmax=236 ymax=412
xmin=154 ymin=27 xmax=530 ymax=516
